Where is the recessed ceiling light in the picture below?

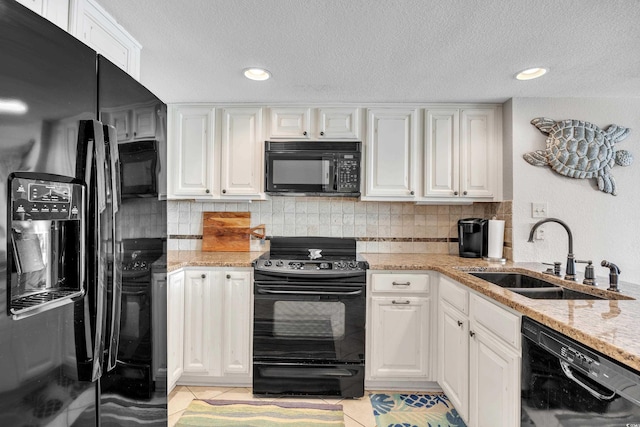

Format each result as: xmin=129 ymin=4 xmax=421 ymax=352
xmin=243 ymin=68 xmax=271 ymax=81
xmin=516 ymin=67 xmax=548 ymax=81
xmin=0 ymin=98 xmax=28 ymax=114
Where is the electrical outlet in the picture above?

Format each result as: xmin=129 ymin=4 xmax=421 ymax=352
xmin=532 ymin=202 xmax=548 ymax=218
xmin=535 ymin=226 xmax=545 ymax=240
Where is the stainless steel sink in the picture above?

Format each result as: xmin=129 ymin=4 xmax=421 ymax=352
xmin=468 ymin=272 xmax=605 ymax=300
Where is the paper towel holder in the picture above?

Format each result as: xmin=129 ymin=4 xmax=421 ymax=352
xmin=483 ymin=218 xmax=506 ymax=263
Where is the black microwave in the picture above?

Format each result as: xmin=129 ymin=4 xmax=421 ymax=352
xmin=265 ymin=141 xmax=361 ymax=196
xmin=118 ymin=140 xmax=158 ymax=197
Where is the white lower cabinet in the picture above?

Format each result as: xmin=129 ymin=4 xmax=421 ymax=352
xmin=437 ymin=275 xmax=521 ymax=427
xmin=170 ymin=268 xmax=253 ymax=389
xmin=367 ymin=272 xmax=433 ymax=388
xmin=167 ymin=270 xmax=185 ymax=392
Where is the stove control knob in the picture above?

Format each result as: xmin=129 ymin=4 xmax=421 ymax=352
xmin=348 ymin=261 xmax=358 ymax=269
xmin=263 ymin=260 xmax=272 ymax=267
xmin=319 ymin=262 xmax=330 ymax=270
xmin=291 ymin=262 xmax=302 ymax=269
xmin=335 ymin=261 xmax=346 ymax=269
xmin=275 ymin=260 xmax=284 ymax=267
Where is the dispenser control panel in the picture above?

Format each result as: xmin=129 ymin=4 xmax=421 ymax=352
xmin=9 ymin=173 xmax=84 ymax=221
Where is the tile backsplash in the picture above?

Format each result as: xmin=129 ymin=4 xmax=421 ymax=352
xmin=169 ymin=198 xmax=512 ymax=257
xmin=120 ymin=198 xmax=167 ymax=239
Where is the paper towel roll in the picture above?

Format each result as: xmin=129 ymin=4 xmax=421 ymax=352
xmin=487 ymin=219 xmax=505 ymax=259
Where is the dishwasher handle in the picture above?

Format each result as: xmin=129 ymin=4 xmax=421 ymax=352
xmin=560 ymin=361 xmax=616 ymax=401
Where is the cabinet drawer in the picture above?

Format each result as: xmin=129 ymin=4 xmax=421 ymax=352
xmin=439 ymin=276 xmax=468 ymax=314
xmin=371 ymin=274 xmax=429 ymax=293
xmin=470 ymin=293 xmax=520 ymax=348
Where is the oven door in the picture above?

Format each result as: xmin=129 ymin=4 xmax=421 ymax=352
xmin=253 ymin=281 xmax=365 ymax=363
xmin=265 ymin=151 xmax=335 ymax=194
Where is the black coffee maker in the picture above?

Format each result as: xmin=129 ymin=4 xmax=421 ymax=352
xmin=458 ymin=218 xmax=488 ymax=258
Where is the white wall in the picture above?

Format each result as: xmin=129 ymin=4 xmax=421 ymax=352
xmin=510 ymin=97 xmax=640 ymax=285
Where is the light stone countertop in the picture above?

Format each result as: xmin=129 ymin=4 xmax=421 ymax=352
xmin=168 ymin=250 xmax=640 ymax=372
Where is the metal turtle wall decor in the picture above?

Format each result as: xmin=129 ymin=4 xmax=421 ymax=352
xmin=523 ymin=117 xmax=633 ymax=196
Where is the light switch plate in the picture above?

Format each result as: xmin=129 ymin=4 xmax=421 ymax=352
xmin=532 ymin=202 xmax=548 ymax=218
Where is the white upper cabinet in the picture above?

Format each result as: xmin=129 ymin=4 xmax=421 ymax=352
xmin=268 ymin=107 xmax=361 ymax=140
xmin=423 ymin=106 xmax=500 ymax=201
xmin=16 ymin=0 xmax=70 ymax=30
xmin=364 ymin=108 xmax=418 ymax=200
xmin=69 ymin=0 xmax=141 ymax=79
xmin=167 ymin=105 xmax=216 ymax=199
xmin=317 ymin=107 xmax=360 ymax=139
xmin=269 ymin=107 xmax=311 ymax=139
xmin=220 ymin=107 xmax=263 ymax=197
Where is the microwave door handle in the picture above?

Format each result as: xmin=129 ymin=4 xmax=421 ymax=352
xmin=322 ymin=156 xmax=334 ymax=191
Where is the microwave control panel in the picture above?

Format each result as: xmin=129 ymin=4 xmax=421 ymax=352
xmin=336 ymin=156 xmax=360 ymax=192
xmin=9 ymin=173 xmax=85 ymax=221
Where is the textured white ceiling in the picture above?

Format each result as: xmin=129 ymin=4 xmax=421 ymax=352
xmin=97 ymin=0 xmax=640 ymax=104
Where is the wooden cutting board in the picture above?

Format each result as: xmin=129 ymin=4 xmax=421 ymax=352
xmin=202 ymin=212 xmax=265 ymax=252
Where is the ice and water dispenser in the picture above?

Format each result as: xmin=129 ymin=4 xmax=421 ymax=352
xmin=7 ymin=172 xmax=86 ymax=318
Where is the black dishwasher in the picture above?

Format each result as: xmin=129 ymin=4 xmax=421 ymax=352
xmin=521 ymin=317 xmax=640 ymax=426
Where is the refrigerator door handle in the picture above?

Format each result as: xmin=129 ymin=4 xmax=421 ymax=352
xmin=104 ymin=124 xmax=122 ymax=372
xmin=91 ymin=120 xmax=108 ymax=381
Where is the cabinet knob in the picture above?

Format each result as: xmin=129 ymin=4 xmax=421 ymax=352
xmin=226 ymin=274 xmax=231 ymax=279
xmin=463 ymin=191 xmax=468 ymax=196
xmin=469 ymin=330 xmax=476 ymax=338
xmin=457 ymin=320 xmax=463 ymax=327
xmin=134 ymin=131 xmax=137 ymax=137
xmin=320 ymin=131 xmax=325 ymax=136
xmin=205 ymin=189 xmax=210 ymax=194
xmin=303 ymin=131 xmax=308 ymax=136
xmin=201 ymin=274 xmax=206 ymax=279
xmin=410 ymin=190 xmax=415 ymax=195
xmin=454 ymin=191 xmax=459 ymax=196
xmin=222 ymin=189 xmax=227 ymax=194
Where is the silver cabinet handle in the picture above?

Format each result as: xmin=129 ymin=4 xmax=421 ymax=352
xmin=392 ymin=281 xmax=411 ymax=287
xmin=392 ymin=300 xmax=411 ymax=305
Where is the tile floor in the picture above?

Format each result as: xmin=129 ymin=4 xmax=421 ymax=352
xmin=169 ymin=386 xmax=433 ymax=427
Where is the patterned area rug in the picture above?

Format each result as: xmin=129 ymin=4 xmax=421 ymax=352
xmin=176 ymin=399 xmax=345 ymax=426
xmin=370 ymin=393 xmax=466 ymax=427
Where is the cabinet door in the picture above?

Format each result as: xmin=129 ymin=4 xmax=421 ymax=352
xmin=16 ymin=0 xmax=70 ymax=30
xmin=269 ymin=107 xmax=311 ymax=139
xmin=220 ymin=107 xmax=263 ymax=197
xmin=111 ymin=110 xmax=131 ymax=142
xmin=167 ymin=271 xmax=184 ymax=392
xmin=424 ymin=109 xmax=459 ymax=197
xmin=460 ymin=108 xmax=495 ymax=198
xmin=72 ymin=0 xmax=141 ymax=78
xmin=182 ymin=271 xmax=216 ymax=374
xmin=152 ymin=273 xmax=167 ymax=388
xmin=317 ymin=107 xmax=360 ymax=139
xmin=438 ymin=301 xmax=469 ymax=422
xmin=469 ymin=326 xmax=520 ymax=427
xmin=132 ymin=105 xmax=157 ymax=139
xmin=369 ymin=297 xmax=430 ymax=378
xmin=168 ymin=105 xmax=216 ymax=198
xmin=365 ymin=108 xmax=417 ymax=199
xmin=221 ymin=271 xmax=252 ymax=376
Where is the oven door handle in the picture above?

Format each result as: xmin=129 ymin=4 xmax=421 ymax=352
xmin=559 ymin=361 xmax=616 ymax=401
xmin=256 ymin=287 xmax=363 ymax=296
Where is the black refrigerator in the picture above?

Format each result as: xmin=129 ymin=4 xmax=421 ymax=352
xmin=0 ymin=1 xmax=167 ymax=425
